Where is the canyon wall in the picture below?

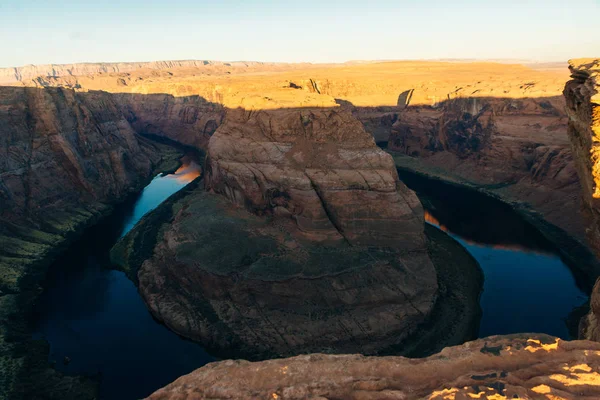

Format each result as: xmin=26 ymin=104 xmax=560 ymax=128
xmin=113 ymin=92 xmax=224 ymax=150
xmin=387 ymin=95 xmax=584 ymax=244
xmin=564 ymin=59 xmax=600 ymax=341
xmin=0 ymin=86 xmax=173 ymax=399
xmin=27 ymin=60 xmax=588 ymax=256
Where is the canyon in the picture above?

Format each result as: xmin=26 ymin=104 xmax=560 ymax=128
xmin=0 ymin=59 xmax=599 ymax=399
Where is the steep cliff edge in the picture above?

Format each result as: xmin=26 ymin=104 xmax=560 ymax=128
xmin=0 ymin=86 xmax=177 ymax=399
xmin=564 ymin=59 xmax=600 ymax=342
xmin=112 ymin=109 xmax=483 ymax=360
xmin=148 ymin=334 xmax=600 ymax=400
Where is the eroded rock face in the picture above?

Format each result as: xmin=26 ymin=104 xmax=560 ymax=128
xmin=205 ymin=108 xmax=425 ymax=248
xmin=564 ymin=59 xmax=600 ymax=260
xmin=0 ymin=86 xmax=168 ymax=400
xmin=564 ymin=59 xmax=600 ymax=341
xmin=0 ymin=87 xmax=158 ymax=227
xmin=388 ymin=95 xmax=584 ymax=244
xmin=148 ymin=334 xmax=600 ymax=400
xmin=113 ymin=92 xmax=224 ymax=150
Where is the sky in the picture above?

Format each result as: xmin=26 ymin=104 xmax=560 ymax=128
xmin=0 ymin=0 xmax=599 ymax=68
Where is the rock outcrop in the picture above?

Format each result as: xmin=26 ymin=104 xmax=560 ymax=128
xmin=148 ymin=334 xmax=600 ymax=400
xmin=204 ymin=108 xmax=425 ymax=247
xmin=564 ymin=59 xmax=600 ymax=342
xmin=564 ymin=59 xmax=600 ymax=260
xmin=0 ymin=86 xmax=177 ymax=400
xmin=112 ymin=109 xmax=483 ymax=360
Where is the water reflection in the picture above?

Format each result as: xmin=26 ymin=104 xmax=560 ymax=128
xmin=34 ymin=157 xmax=214 ymax=400
xmin=172 ymin=159 xmax=202 ymax=184
xmin=397 ymin=169 xmax=588 ymax=340
xmin=120 ymin=158 xmax=201 ymax=236
xmin=424 ymin=210 xmax=554 ymax=255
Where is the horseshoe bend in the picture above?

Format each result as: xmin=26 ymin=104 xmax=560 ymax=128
xmin=1 ymin=4 xmax=600 ymax=399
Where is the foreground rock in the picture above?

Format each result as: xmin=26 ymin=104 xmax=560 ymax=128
xmin=0 ymin=86 xmax=178 ymax=399
xmin=148 ymin=334 xmax=600 ymax=400
xmin=565 ymin=59 xmax=600 ymax=342
xmin=112 ymin=109 xmax=482 ymax=359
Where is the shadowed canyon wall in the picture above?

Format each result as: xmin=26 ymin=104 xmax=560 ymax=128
xmin=0 ymin=86 xmax=178 ymax=399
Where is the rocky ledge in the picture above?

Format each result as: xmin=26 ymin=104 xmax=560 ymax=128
xmin=112 ymin=109 xmax=483 ymax=359
xmin=148 ymin=334 xmax=600 ymax=400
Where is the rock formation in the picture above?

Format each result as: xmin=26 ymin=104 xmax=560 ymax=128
xmin=148 ymin=334 xmax=600 ymax=400
xmin=564 ymin=59 xmax=600 ymax=341
xmin=112 ymin=109 xmax=483 ymax=360
xmin=564 ymin=59 xmax=600 ymax=260
xmin=204 ymin=108 xmax=425 ymax=247
xmin=0 ymin=86 xmax=177 ymax=400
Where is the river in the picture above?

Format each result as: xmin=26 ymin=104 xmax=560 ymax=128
xmin=32 ymin=158 xmax=589 ymax=399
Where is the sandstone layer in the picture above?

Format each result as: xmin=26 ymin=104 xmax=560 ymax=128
xmin=148 ymin=334 xmax=600 ymax=400
xmin=204 ymin=108 xmax=425 ymax=247
xmin=0 ymin=86 xmax=180 ymax=400
xmin=564 ymin=59 xmax=600 ymax=342
xmin=564 ymin=59 xmax=600 ymax=260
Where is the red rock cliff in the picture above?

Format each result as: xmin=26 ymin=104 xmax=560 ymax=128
xmin=564 ymin=59 xmax=600 ymax=342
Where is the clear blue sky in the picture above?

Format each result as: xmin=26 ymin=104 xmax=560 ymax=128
xmin=1 ymin=0 xmax=598 ymax=67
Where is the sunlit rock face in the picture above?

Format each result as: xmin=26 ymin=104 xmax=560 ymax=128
xmin=205 ymin=108 xmax=426 ymax=248
xmin=147 ymin=334 xmax=600 ymax=400
xmin=565 ymin=59 xmax=600 ymax=342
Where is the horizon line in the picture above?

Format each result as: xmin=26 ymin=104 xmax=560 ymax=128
xmin=0 ymin=57 xmax=576 ymax=70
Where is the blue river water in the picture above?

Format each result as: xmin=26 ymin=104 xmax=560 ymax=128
xmin=425 ymin=210 xmax=587 ymax=339
xmin=33 ymin=160 xmax=215 ymax=400
xmin=32 ymin=160 xmax=589 ymax=399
